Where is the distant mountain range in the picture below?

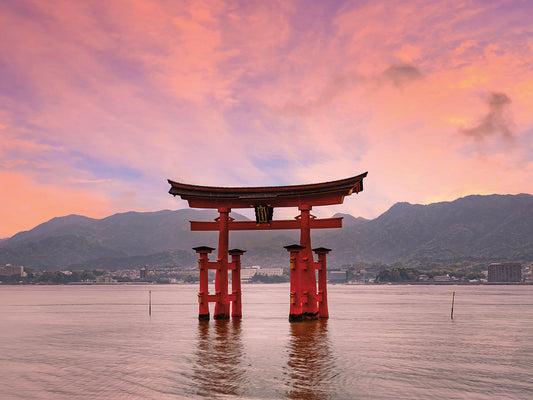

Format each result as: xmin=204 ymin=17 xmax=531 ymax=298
xmin=1 ymin=194 xmax=532 ymax=270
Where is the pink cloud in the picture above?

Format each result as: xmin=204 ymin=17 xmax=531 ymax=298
xmin=0 ymin=0 xmax=532 ymax=235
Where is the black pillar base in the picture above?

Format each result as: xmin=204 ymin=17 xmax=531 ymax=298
xmin=289 ymin=313 xmax=303 ymax=322
xmin=289 ymin=312 xmax=320 ymax=322
xmin=198 ymin=313 xmax=210 ymax=321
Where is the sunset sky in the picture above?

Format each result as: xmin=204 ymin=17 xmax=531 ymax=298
xmin=1 ymin=0 xmax=533 ymax=238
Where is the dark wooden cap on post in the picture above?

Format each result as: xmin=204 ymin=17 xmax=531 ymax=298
xmin=313 ymin=247 xmax=332 ymax=253
xmin=193 ymin=246 xmax=216 ymax=253
xmin=284 ymin=244 xmax=306 ymax=251
xmin=229 ymin=249 xmax=246 ymax=255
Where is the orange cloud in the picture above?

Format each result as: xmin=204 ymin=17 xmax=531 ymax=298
xmin=0 ymin=171 xmax=111 ymax=238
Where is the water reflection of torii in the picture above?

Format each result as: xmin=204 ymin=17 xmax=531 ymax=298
xmin=168 ymin=172 xmax=367 ymax=321
xmin=285 ymin=320 xmax=335 ymax=400
xmin=190 ymin=320 xmax=246 ymax=398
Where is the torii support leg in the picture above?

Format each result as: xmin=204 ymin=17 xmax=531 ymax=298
xmin=193 ymin=246 xmax=215 ymax=321
xmin=298 ymin=206 xmax=319 ymax=320
xmin=313 ymin=247 xmax=331 ymax=319
xmin=229 ymin=249 xmax=245 ymax=318
xmin=214 ymin=207 xmax=231 ymax=320
xmin=285 ymin=245 xmax=305 ymax=322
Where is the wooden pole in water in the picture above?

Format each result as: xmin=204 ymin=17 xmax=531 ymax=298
xmin=450 ymin=291 xmax=455 ymax=319
xmin=149 ymin=290 xmax=152 ymax=316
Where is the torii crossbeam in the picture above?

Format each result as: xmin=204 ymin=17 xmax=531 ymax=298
xmin=168 ymin=172 xmax=367 ymax=321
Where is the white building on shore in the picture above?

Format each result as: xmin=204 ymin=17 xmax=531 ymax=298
xmin=241 ymin=266 xmax=284 ymax=282
xmin=0 ymin=264 xmax=26 ymax=277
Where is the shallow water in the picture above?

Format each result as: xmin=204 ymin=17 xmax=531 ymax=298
xmin=1 ymin=284 xmax=532 ymax=399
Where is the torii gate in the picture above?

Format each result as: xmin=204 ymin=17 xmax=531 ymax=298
xmin=168 ymin=172 xmax=367 ymax=322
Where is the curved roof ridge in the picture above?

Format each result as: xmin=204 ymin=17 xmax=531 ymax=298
xmin=168 ymin=172 xmax=367 ymax=209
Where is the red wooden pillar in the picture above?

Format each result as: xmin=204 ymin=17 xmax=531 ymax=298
xmin=313 ymin=247 xmax=331 ymax=319
xmin=214 ymin=207 xmax=231 ymax=319
xmin=193 ymin=246 xmax=215 ymax=321
xmin=285 ymin=244 xmax=305 ymax=322
xmin=298 ymin=206 xmax=319 ymax=319
xmin=229 ymin=249 xmax=245 ymax=318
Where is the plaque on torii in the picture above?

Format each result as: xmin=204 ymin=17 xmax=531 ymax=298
xmin=168 ymin=172 xmax=367 ymax=322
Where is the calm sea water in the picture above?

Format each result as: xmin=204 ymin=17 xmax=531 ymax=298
xmin=1 ymin=284 xmax=532 ymax=399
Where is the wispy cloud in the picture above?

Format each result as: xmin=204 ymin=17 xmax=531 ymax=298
xmin=67 ymin=178 xmax=112 ymax=184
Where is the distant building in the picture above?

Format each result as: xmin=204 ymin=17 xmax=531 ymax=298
xmin=433 ymin=275 xmax=451 ymax=282
xmin=257 ymin=267 xmax=284 ymax=277
xmin=0 ymin=264 xmax=26 ymax=277
xmin=140 ymin=265 xmax=148 ymax=280
xmin=95 ymin=275 xmax=116 ymax=284
xmin=488 ymin=262 xmax=521 ymax=282
xmin=240 ymin=266 xmax=283 ymax=282
xmin=241 ymin=265 xmax=283 ymax=282
xmin=327 ymin=270 xmax=347 ymax=283
xmin=241 ymin=266 xmax=261 ymax=282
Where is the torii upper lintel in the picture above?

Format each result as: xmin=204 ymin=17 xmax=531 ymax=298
xmin=168 ymin=172 xmax=367 ymax=209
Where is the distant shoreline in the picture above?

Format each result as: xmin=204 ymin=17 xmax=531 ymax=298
xmin=1 ymin=281 xmax=532 ymax=286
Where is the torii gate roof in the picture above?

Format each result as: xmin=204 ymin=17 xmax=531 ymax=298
xmin=168 ymin=172 xmax=367 ymax=209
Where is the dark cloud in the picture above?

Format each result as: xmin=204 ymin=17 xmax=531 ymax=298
xmin=460 ymin=92 xmax=514 ymax=142
xmin=383 ymin=64 xmax=424 ymax=87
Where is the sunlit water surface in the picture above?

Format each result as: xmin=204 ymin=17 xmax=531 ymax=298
xmin=1 ymin=284 xmax=532 ymax=399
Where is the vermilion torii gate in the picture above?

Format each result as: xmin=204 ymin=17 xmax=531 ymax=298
xmin=168 ymin=172 xmax=367 ymax=322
